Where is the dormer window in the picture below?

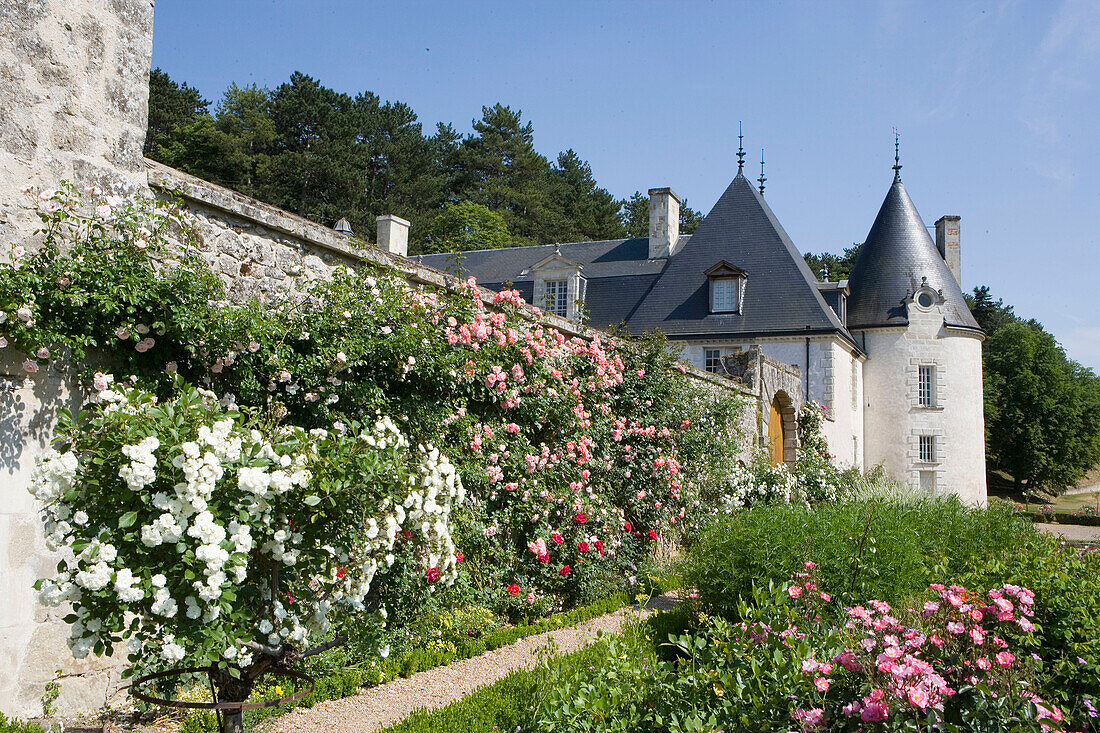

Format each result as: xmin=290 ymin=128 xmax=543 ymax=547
xmin=704 ymin=261 xmax=748 ymax=314
xmin=531 ymin=249 xmax=585 ymax=321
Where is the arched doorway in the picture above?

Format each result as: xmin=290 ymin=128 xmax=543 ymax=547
xmin=768 ymin=391 xmax=796 ymax=465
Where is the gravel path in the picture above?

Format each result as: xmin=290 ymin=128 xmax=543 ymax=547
xmin=268 ymin=594 xmax=677 ymax=733
xmin=1037 ymin=522 xmax=1100 ymax=544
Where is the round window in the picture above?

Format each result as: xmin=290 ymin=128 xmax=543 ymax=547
xmin=917 ymin=292 xmax=934 ymax=308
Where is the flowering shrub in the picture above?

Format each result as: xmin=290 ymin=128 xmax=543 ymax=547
xmin=713 ymin=402 xmax=853 ymax=511
xmin=31 ymin=376 xmax=463 ymax=702
xmin=537 ymin=569 xmax=1071 ymax=732
xmin=5 ymin=185 xmax=744 ymax=662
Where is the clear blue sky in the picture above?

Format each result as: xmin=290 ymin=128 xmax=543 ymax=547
xmin=152 ymin=0 xmax=1100 ymax=370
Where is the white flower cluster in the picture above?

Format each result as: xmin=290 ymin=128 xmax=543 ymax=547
xmin=717 ymin=460 xmax=800 ymax=511
xmin=30 ymin=378 xmax=465 ymax=671
xmin=119 ymin=436 xmax=159 ymax=490
xmin=29 ymin=449 xmax=78 ymax=504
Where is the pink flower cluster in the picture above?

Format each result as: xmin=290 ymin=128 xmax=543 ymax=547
xmin=784 ymin=568 xmax=1065 ymax=733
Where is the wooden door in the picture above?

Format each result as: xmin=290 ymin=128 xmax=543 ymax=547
xmin=769 ymin=399 xmax=784 ymax=465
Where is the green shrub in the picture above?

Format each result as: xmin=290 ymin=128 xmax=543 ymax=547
xmin=685 ymin=497 xmax=1041 ymax=615
xmin=383 ymin=635 xmax=619 ymax=732
xmin=0 ymin=713 xmax=46 ymax=733
xmin=953 ymin=543 xmax=1100 ymax=722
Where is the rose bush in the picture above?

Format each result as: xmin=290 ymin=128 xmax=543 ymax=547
xmin=537 ymin=568 xmax=1071 ymax=732
xmin=30 ymin=376 xmax=463 ymax=708
xmin=4 ymin=184 xmax=745 ymax=681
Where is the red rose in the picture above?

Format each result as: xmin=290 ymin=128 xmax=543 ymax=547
xmin=425 ymin=567 xmax=440 ymax=583
xmin=336 ymin=567 xmax=346 ymax=579
xmin=574 ymin=512 xmax=587 ymax=524
xmin=507 ymin=583 xmax=520 ymax=596
xmin=594 ymin=539 xmax=604 ymax=556
xmin=578 ymin=541 xmax=589 ymax=553
xmin=648 ymin=530 xmax=658 ymax=540
xmin=455 ymin=553 xmax=464 ymax=563
xmin=559 ymin=565 xmax=571 ymax=577
xmin=550 ymin=531 xmax=564 ymax=545
xmin=623 ymin=522 xmax=632 ymax=531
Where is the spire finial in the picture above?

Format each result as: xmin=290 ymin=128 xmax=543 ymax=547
xmin=737 ymin=121 xmax=745 ymax=173
xmin=892 ymin=128 xmax=902 ymax=181
xmin=757 ymin=149 xmax=767 ymax=194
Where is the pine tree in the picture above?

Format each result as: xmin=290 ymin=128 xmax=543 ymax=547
xmin=549 ymin=150 xmax=625 ymax=242
xmin=263 ymin=72 xmax=359 ymax=225
xmin=458 ymin=104 xmax=556 ymax=244
xmin=145 ymin=68 xmax=210 ymax=157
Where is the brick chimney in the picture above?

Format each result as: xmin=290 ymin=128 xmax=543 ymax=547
xmin=648 ymin=187 xmax=681 ymax=259
xmin=934 ymin=215 xmax=961 ymax=287
xmin=376 ymin=214 xmax=410 ymax=258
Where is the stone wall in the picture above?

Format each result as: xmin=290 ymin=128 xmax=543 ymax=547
xmin=0 ymin=156 xmax=755 ymax=721
xmin=0 ymin=0 xmax=154 ymax=250
xmin=0 ymin=0 xmax=154 ymax=720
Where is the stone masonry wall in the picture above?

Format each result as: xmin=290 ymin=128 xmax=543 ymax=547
xmin=0 ymin=156 xmax=754 ymax=721
xmin=0 ymin=0 xmax=154 ymax=720
xmin=0 ymin=0 xmax=154 ymax=250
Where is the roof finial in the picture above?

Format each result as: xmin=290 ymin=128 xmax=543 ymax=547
xmin=892 ymin=128 xmax=902 ymax=181
xmin=757 ymin=149 xmax=767 ymax=194
xmin=737 ymin=121 xmax=745 ymax=173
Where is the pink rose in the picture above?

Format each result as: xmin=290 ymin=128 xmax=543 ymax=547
xmin=23 ymin=359 xmax=39 ymax=373
xmin=35 ymin=347 xmax=49 ymax=359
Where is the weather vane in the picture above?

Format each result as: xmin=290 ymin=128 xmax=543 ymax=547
xmin=758 ymin=149 xmax=767 ymax=194
xmin=737 ymin=121 xmax=746 ymax=173
xmin=893 ymin=128 xmax=902 ymax=181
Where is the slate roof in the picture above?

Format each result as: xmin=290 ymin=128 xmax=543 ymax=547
xmin=625 ymin=173 xmax=851 ymax=340
xmin=417 ymin=236 xmax=687 ymax=330
xmin=846 ymin=175 xmax=981 ymax=332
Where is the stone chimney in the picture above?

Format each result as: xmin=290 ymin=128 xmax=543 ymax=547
xmin=934 ymin=215 xmax=961 ymax=287
xmin=376 ymin=214 xmax=410 ymax=258
xmin=648 ymin=187 xmax=681 ymax=259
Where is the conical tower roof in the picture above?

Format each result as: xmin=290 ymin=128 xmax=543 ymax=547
xmin=846 ymin=176 xmax=980 ymax=332
xmin=626 ymin=172 xmax=849 ymax=338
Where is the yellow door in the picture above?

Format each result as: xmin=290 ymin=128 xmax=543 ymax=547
xmin=769 ymin=399 xmax=784 ymax=465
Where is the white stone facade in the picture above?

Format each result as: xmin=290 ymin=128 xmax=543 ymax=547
xmin=857 ymin=301 xmax=987 ymax=504
xmin=678 ymin=335 xmax=865 ymax=467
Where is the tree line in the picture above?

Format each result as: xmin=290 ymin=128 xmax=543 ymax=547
xmin=802 ymin=250 xmax=1100 ymax=492
xmin=145 ymin=69 xmax=703 ymax=255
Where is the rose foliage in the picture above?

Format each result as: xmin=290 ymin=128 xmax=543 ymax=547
xmin=2 ymin=185 xmax=745 ymax=679
xmin=537 ymin=567 xmax=1071 ymax=733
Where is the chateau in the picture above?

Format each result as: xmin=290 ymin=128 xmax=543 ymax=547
xmin=420 ymin=156 xmax=988 ymax=504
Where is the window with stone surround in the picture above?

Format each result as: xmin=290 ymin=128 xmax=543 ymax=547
xmin=918 ymin=365 xmax=935 ymax=407
xmin=704 ymin=349 xmax=722 ymax=373
xmin=919 ymin=470 xmax=936 ymax=491
xmin=919 ymin=435 xmax=936 ymax=463
xmin=704 ymin=261 xmax=747 ymax=314
xmin=544 ymin=279 xmax=568 ymax=317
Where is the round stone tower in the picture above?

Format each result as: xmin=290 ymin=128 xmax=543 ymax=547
xmin=846 ymin=167 xmax=987 ymax=504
